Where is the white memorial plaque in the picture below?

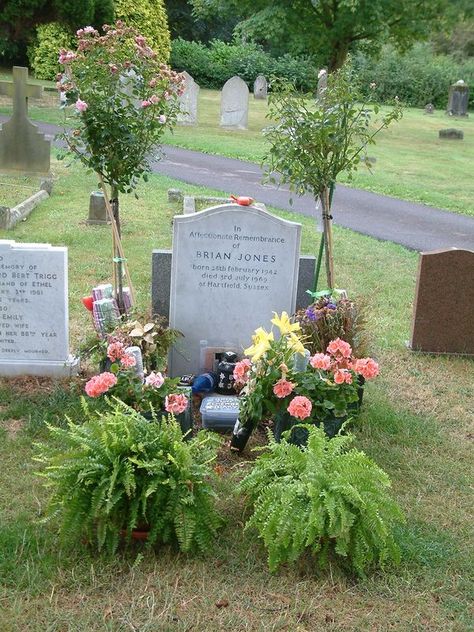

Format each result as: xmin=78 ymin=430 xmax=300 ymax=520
xmin=169 ymin=204 xmax=301 ymax=376
xmin=0 ymin=240 xmax=79 ymax=376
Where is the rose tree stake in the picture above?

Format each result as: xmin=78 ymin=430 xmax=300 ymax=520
xmin=58 ymin=22 xmax=185 ymax=312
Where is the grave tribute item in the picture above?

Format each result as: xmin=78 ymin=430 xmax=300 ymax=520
xmin=446 ymin=80 xmax=469 ymax=117
xmin=410 ymin=248 xmax=474 ymax=355
xmin=220 ymin=76 xmax=249 ymax=129
xmin=0 ymin=239 xmax=79 ymax=376
xmin=177 ymin=71 xmax=199 ymax=125
xmin=0 ymin=67 xmax=51 ymax=175
xmin=253 ymin=75 xmax=268 ymax=99
xmin=168 ymin=204 xmax=302 ymax=376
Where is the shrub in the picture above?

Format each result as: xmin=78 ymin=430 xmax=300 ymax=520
xmin=28 ymin=22 xmax=74 ymax=80
xmin=115 ymin=0 xmax=171 ymax=63
xmin=238 ymin=425 xmax=405 ymax=575
xmin=35 ymin=400 xmax=223 ymax=554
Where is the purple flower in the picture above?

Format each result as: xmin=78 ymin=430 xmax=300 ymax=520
xmin=327 ymin=303 xmax=337 ymax=310
xmin=305 ymin=308 xmax=316 ymax=321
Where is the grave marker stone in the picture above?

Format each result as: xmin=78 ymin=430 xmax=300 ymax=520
xmin=0 ymin=67 xmax=51 ymax=175
xmin=220 ymin=76 xmax=249 ymax=129
xmin=86 ymin=191 xmax=109 ymax=225
xmin=167 ymin=204 xmax=302 ymax=376
xmin=410 ymin=248 xmax=474 ymax=355
xmin=446 ymin=80 xmax=469 ymax=117
xmin=317 ymin=69 xmax=328 ymax=103
xmin=0 ymin=239 xmax=79 ymax=375
xmin=177 ymin=71 xmax=199 ymax=125
xmin=439 ymin=128 xmax=464 ymax=140
xmin=424 ymin=103 xmax=434 ymax=114
xmin=253 ymin=75 xmax=268 ymax=99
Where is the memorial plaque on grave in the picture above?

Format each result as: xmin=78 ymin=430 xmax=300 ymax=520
xmin=220 ymin=76 xmax=249 ymax=129
xmin=410 ymin=248 xmax=474 ymax=355
xmin=168 ymin=204 xmax=301 ymax=376
xmin=0 ymin=240 xmax=79 ymax=375
xmin=0 ymin=67 xmax=51 ymax=175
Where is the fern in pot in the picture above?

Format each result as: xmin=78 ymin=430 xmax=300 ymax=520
xmin=35 ymin=400 xmax=223 ymax=554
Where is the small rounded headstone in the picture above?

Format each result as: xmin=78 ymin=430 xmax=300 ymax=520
xmin=87 ymin=191 xmax=109 ymax=224
xmin=438 ymin=128 xmax=464 ymax=140
xmin=424 ymin=103 xmax=434 ymax=115
xmin=168 ymin=188 xmax=183 ymax=202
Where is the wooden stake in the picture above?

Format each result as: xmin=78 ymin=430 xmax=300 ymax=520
xmin=321 ymin=185 xmax=335 ymax=289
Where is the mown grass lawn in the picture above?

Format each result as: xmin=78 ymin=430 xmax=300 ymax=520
xmin=0 ymin=158 xmax=473 ymax=631
xmin=1 ymin=74 xmax=473 ymax=216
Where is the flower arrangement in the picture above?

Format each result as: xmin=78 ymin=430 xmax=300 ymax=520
xmin=231 ymin=312 xmax=379 ymax=451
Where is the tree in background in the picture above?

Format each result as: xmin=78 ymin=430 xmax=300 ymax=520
xmin=164 ymin=0 xmax=237 ymax=43
xmin=115 ymin=0 xmax=171 ymax=63
xmin=192 ymin=0 xmax=449 ymax=71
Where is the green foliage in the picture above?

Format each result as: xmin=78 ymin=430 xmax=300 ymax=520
xmin=238 ymin=425 xmax=405 ymax=575
xmin=170 ymin=38 xmax=316 ymax=92
xmin=115 ymin=0 xmax=171 ymax=63
xmin=28 ymin=22 xmax=74 ymax=80
xmin=354 ymin=44 xmax=474 ymax=110
xmin=35 ymin=400 xmax=223 ymax=554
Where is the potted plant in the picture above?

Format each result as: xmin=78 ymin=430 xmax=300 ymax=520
xmin=35 ymin=400 xmax=223 ymax=554
xmin=238 ymin=425 xmax=405 ymax=575
xmin=230 ymin=312 xmax=380 ymax=452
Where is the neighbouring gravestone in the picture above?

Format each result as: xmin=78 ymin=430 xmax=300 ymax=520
xmin=446 ymin=80 xmax=469 ymax=117
xmin=0 ymin=239 xmax=79 ymax=375
xmin=253 ymin=75 xmax=268 ymax=99
xmin=424 ymin=103 xmax=434 ymax=114
xmin=439 ymin=128 xmax=464 ymax=140
xmin=410 ymin=248 xmax=474 ymax=355
xmin=0 ymin=67 xmax=51 ymax=175
xmin=157 ymin=204 xmax=307 ymax=376
xmin=220 ymin=76 xmax=249 ymax=129
xmin=86 ymin=191 xmax=109 ymax=225
xmin=316 ymin=68 xmax=328 ymax=102
xmin=177 ymin=71 xmax=199 ymax=125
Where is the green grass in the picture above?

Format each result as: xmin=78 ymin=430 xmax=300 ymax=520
xmin=0 ymin=158 xmax=473 ymax=630
xmin=1 ymin=79 xmax=473 ymax=216
xmin=0 ymin=173 xmax=41 ymax=207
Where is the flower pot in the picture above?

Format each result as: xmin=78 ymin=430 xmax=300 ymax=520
xmin=348 ymin=374 xmax=365 ymax=414
xmin=273 ymin=410 xmax=348 ymax=445
xmin=230 ymin=419 xmax=253 ymax=453
xmin=141 ymin=406 xmax=192 ymax=440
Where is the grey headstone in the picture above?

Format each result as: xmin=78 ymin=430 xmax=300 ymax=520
xmin=317 ymin=69 xmax=328 ymax=103
xmin=253 ymin=75 xmax=268 ymax=99
xmin=424 ymin=103 xmax=434 ymax=115
xmin=0 ymin=239 xmax=79 ymax=376
xmin=168 ymin=188 xmax=182 ymax=202
xmin=183 ymin=196 xmax=196 ymax=214
xmin=167 ymin=203 xmax=303 ymax=376
xmin=0 ymin=67 xmax=51 ymax=175
xmin=220 ymin=76 xmax=249 ymax=129
xmin=177 ymin=71 xmax=199 ymax=125
xmin=446 ymin=80 xmax=469 ymax=117
xmin=439 ymin=128 xmax=464 ymax=140
xmin=87 ymin=191 xmax=110 ymax=225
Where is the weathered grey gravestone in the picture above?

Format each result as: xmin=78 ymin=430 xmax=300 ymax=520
xmin=0 ymin=239 xmax=79 ymax=375
xmin=86 ymin=191 xmax=109 ymax=225
xmin=0 ymin=67 xmax=51 ymax=175
xmin=446 ymin=80 xmax=469 ymax=117
xmin=253 ymin=75 xmax=268 ymax=99
xmin=424 ymin=103 xmax=434 ymax=115
xmin=220 ymin=76 xmax=249 ymax=129
xmin=177 ymin=71 xmax=199 ymax=125
xmin=317 ymin=69 xmax=328 ymax=103
xmin=439 ymin=128 xmax=464 ymax=140
xmin=161 ymin=204 xmax=305 ymax=376
xmin=410 ymin=248 xmax=474 ymax=355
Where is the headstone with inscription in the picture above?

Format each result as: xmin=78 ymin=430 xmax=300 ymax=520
xmin=446 ymin=80 xmax=469 ymax=117
xmin=410 ymin=248 xmax=474 ymax=355
xmin=0 ymin=67 xmax=51 ymax=175
xmin=177 ymin=71 xmax=199 ymax=125
xmin=167 ymin=204 xmax=302 ymax=376
xmin=220 ymin=76 xmax=249 ymax=129
xmin=0 ymin=240 xmax=79 ymax=376
xmin=253 ymin=75 xmax=267 ymax=99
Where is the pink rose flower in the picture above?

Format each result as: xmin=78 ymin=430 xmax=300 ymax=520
xmin=327 ymin=338 xmax=352 ymax=359
xmin=85 ymin=372 xmax=117 ymax=397
xmin=333 ymin=369 xmax=353 ymax=385
xmin=165 ymin=393 xmax=188 ymax=415
xmin=273 ymin=378 xmax=295 ymax=399
xmin=287 ymin=396 xmax=312 ymax=420
xmin=233 ymin=359 xmax=252 ymax=385
xmin=107 ymin=341 xmax=125 ymax=362
xmin=149 ymin=78 xmax=157 ymax=88
xmin=141 ymin=100 xmax=151 ymax=108
xmin=150 ymin=94 xmax=159 ymax=104
xmin=75 ymin=99 xmax=88 ymax=112
xmin=58 ymin=50 xmax=76 ymax=65
xmin=145 ymin=371 xmax=165 ymax=388
xmin=120 ymin=353 xmax=136 ymax=368
xmin=310 ymin=353 xmax=332 ymax=370
xmin=159 ymin=114 xmax=167 ymax=124
xmin=353 ymin=358 xmax=379 ymax=380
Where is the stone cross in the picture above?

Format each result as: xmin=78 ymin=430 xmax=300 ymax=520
xmin=0 ymin=66 xmax=51 ymax=175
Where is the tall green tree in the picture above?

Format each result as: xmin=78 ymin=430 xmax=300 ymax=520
xmin=192 ymin=0 xmax=448 ymax=71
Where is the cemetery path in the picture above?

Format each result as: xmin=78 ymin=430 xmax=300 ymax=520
xmin=19 ymin=118 xmax=474 ymax=252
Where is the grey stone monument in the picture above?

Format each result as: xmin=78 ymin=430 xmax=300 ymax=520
xmin=0 ymin=66 xmax=51 ymax=175
xmin=177 ymin=71 xmax=200 ymax=125
xmin=165 ymin=203 xmax=303 ymax=376
xmin=253 ymin=75 xmax=268 ymax=100
xmin=317 ymin=68 xmax=328 ymax=103
xmin=446 ymin=80 xmax=469 ymax=117
xmin=424 ymin=103 xmax=434 ymax=115
xmin=0 ymin=239 xmax=79 ymax=376
xmin=86 ymin=191 xmax=110 ymax=225
xmin=220 ymin=76 xmax=249 ymax=129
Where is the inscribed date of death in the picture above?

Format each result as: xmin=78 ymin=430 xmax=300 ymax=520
xmin=193 ymin=263 xmax=277 ymax=292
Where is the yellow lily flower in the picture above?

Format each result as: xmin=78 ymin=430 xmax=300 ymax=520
xmin=288 ymin=331 xmax=305 ymax=356
xmin=271 ymin=311 xmax=301 ymax=335
xmin=245 ymin=328 xmax=274 ymax=362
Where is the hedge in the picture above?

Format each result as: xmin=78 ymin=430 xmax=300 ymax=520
xmin=28 ymin=23 xmax=74 ymax=81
